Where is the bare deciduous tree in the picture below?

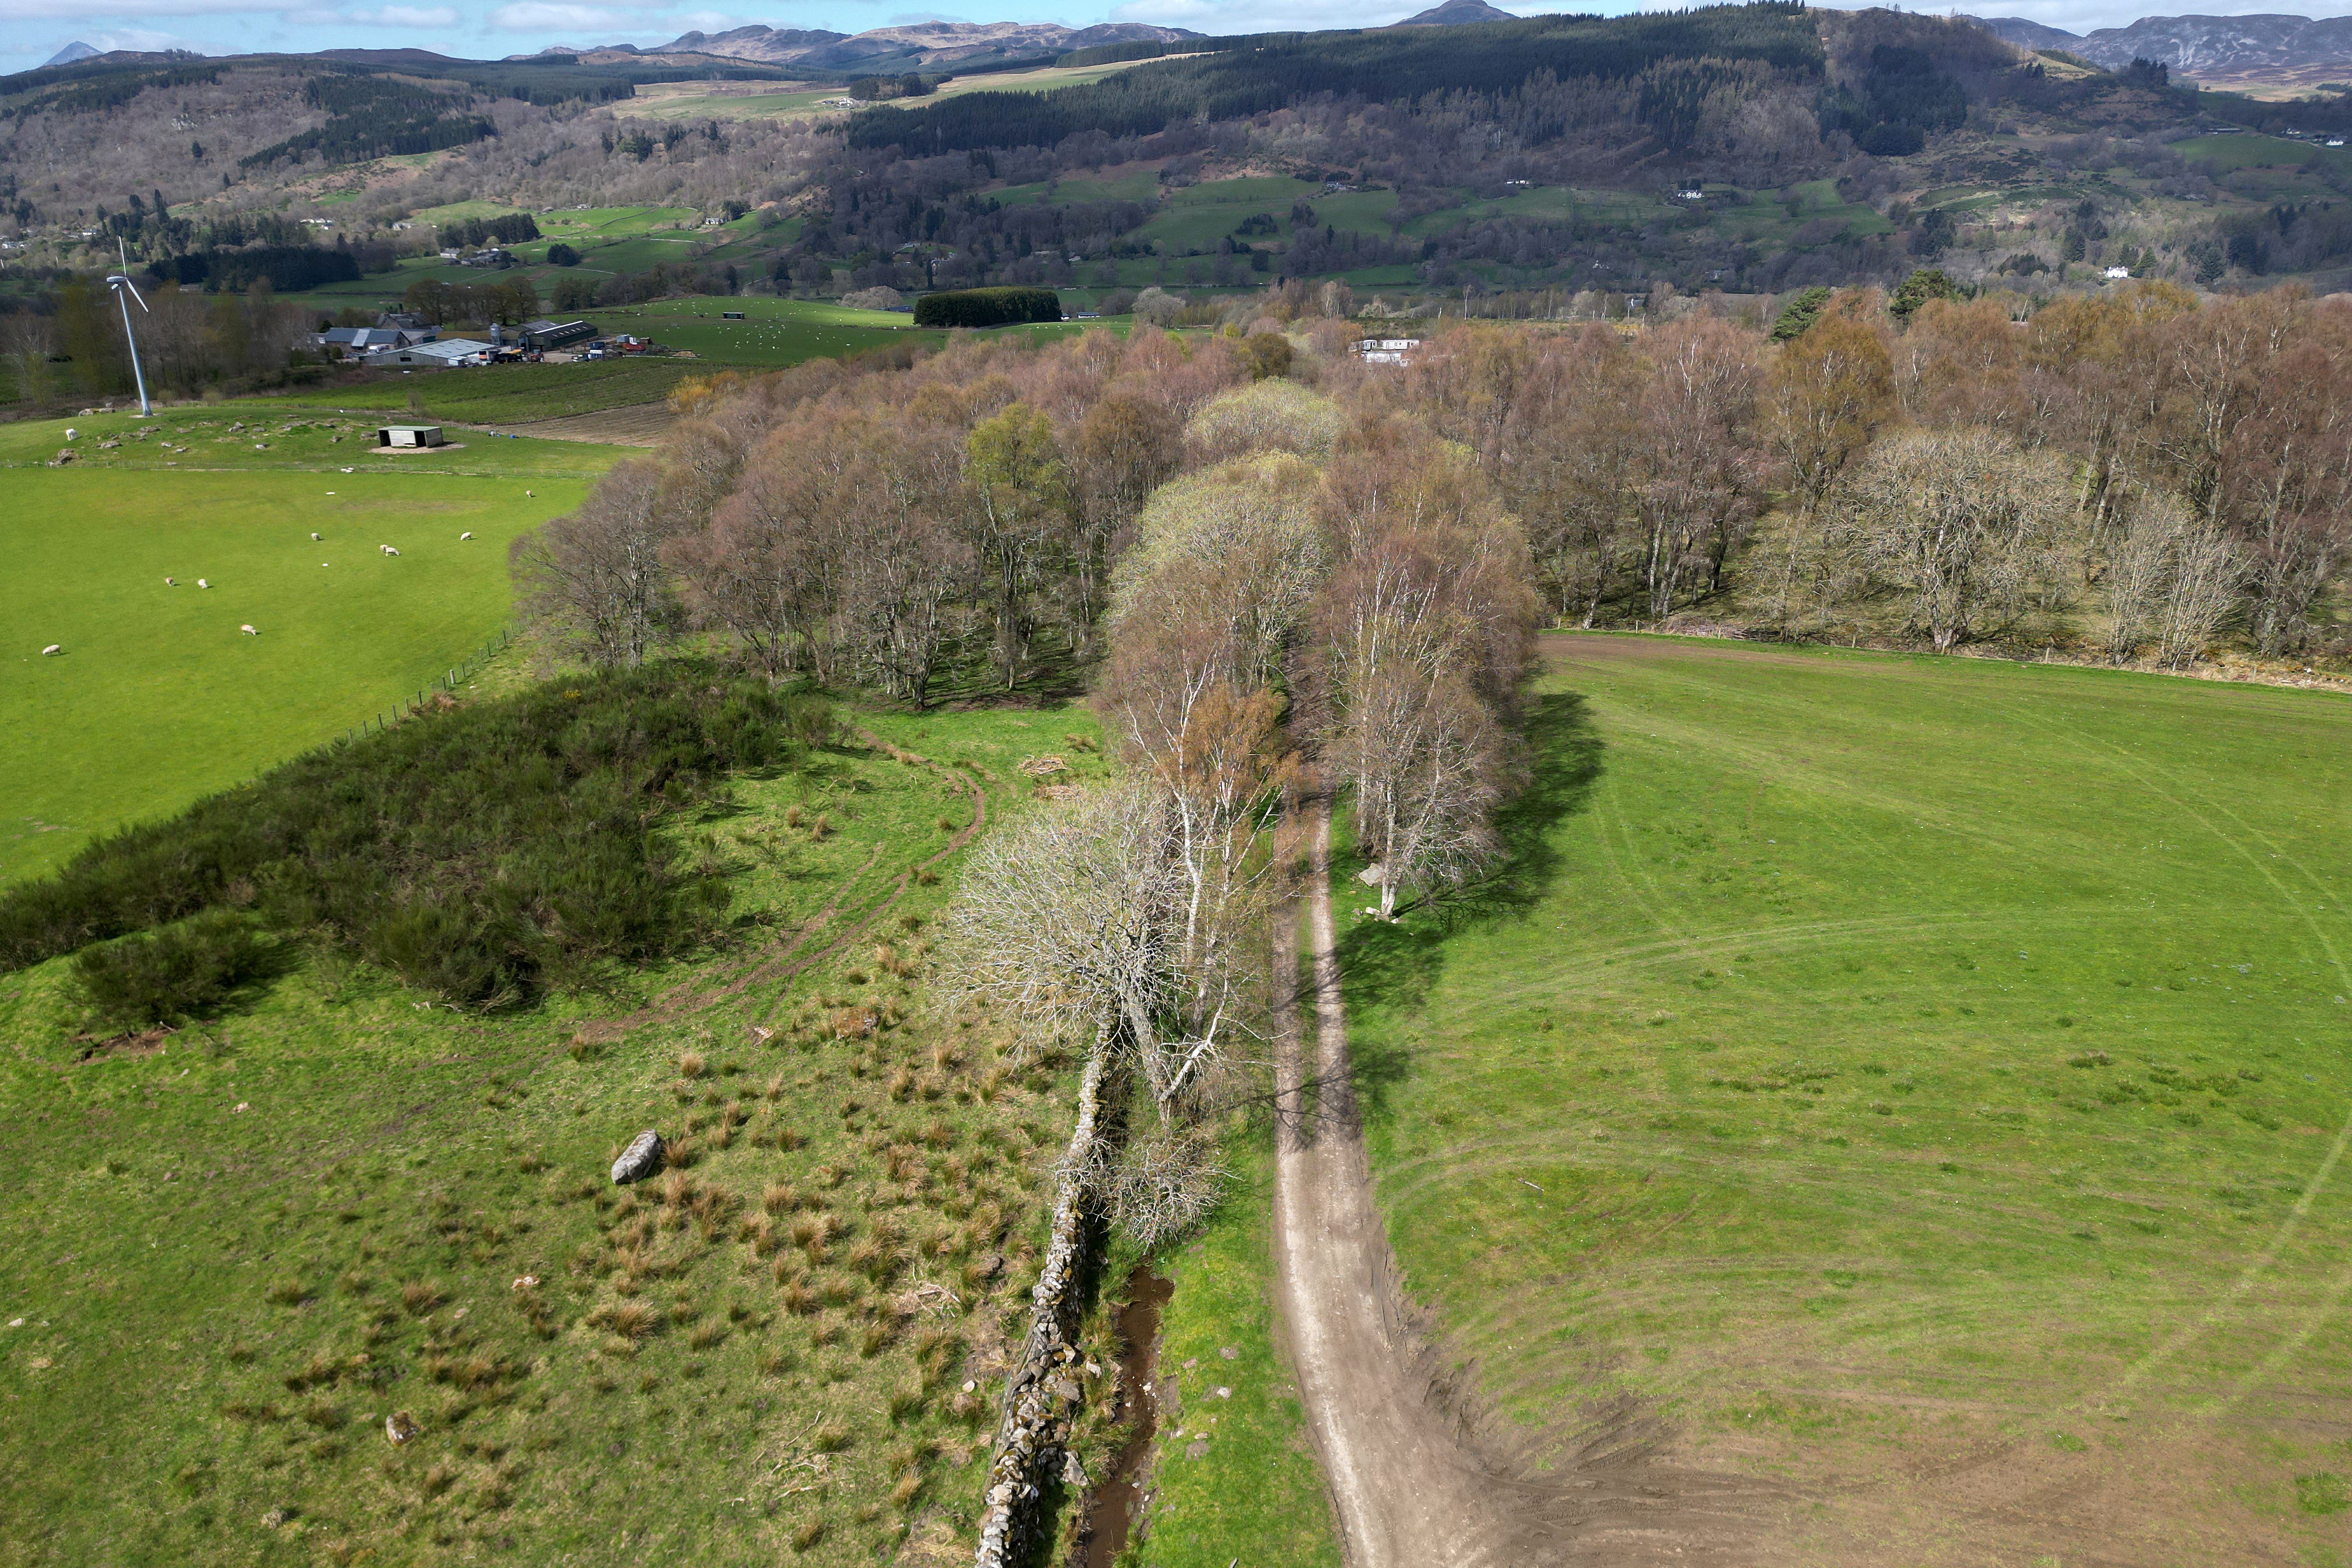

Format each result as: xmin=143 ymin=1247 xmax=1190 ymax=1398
xmin=2109 ymin=488 xmax=2245 ymax=668
xmin=1313 ymin=442 xmax=1538 ymax=920
xmin=1830 ymin=429 xmax=2073 ymax=654
xmin=512 ymin=459 xmax=685 ymax=668
xmin=941 ymin=780 xmax=1262 ymax=1124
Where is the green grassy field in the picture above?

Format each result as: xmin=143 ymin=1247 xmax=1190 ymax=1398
xmin=2177 ymin=131 xmax=2352 ymax=174
xmin=1335 ymin=634 xmax=2352 ymax=1563
xmin=587 ymin=298 xmax=925 ymax=365
xmin=264 ymin=360 xmax=703 ymax=424
xmin=1 ymin=414 xmax=622 ymax=882
xmin=1130 ymin=1141 xmax=1342 ymax=1568
xmin=0 ymin=698 xmax=1117 ymax=1568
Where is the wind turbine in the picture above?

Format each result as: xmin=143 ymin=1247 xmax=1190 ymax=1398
xmin=106 ymin=236 xmax=152 ymax=417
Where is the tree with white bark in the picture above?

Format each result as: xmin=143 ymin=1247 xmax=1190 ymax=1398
xmin=1312 ymin=438 xmax=1539 ymax=921
xmin=1829 ymin=428 xmax=2073 ymax=654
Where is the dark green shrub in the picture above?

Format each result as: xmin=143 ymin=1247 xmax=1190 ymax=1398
xmin=71 ymin=909 xmax=271 ymax=1029
xmin=6 ymin=665 xmax=831 ymax=1012
xmin=912 ymin=287 xmax=1063 ymax=328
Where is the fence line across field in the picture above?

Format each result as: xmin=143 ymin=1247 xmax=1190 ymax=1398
xmin=333 ymin=625 xmax=512 ymax=749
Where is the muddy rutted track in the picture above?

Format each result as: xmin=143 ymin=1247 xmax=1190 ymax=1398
xmin=1273 ymin=802 xmax=1764 ymax=1567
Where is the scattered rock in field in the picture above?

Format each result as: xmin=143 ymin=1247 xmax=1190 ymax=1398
xmin=510 ymin=1275 xmax=538 ymax=1291
xmin=1060 ymin=1450 xmax=1087 ymax=1487
xmin=1214 ymin=1386 xmax=1231 ymax=1399
xmin=1183 ymin=1357 xmax=1198 ymax=1369
xmin=385 ymin=1410 xmax=418 ymax=1445
xmin=610 ymin=1129 xmax=664 ymax=1184
xmin=260 ymin=1507 xmax=290 ymax=1528
xmin=1185 ymin=1438 xmax=1209 ymax=1458
xmin=49 ymin=449 xmax=75 ymax=466
xmin=1220 ymin=1346 xmax=1238 ymax=1360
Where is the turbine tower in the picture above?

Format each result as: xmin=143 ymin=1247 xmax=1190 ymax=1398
xmin=106 ymin=237 xmax=152 ymax=417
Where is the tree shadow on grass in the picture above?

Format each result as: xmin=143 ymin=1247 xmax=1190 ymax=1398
xmin=1331 ymin=690 xmax=1606 ymax=1125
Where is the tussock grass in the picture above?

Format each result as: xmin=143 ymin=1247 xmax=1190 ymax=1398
xmin=0 ymin=698 xmax=1105 ymax=1566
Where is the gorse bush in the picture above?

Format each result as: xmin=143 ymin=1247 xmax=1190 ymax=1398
xmin=2 ymin=664 xmax=831 ymax=1009
xmin=70 ymin=909 xmax=272 ymax=1030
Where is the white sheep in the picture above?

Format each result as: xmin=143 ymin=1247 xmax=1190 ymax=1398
xmin=240 ymin=625 xmax=258 ymax=636
xmin=459 ymin=531 xmax=473 ymax=541
xmin=380 ymin=545 xmax=400 ymax=556
xmin=40 ymin=644 xmax=61 ymax=656
xmin=311 ymin=532 xmax=321 ymax=541
xmin=164 ymin=576 xmax=174 ymax=586
xmin=525 ymin=489 xmax=534 ymax=498
xmin=197 ymin=578 xmax=209 ymax=589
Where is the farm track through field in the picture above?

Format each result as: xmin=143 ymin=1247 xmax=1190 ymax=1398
xmin=492 ymin=403 xmax=679 ymax=447
xmin=1273 ymin=801 xmax=1765 ymax=1567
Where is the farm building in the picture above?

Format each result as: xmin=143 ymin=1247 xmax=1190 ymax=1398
xmin=519 ymin=318 xmax=597 ymax=351
xmin=376 ymin=425 xmax=446 ymax=449
xmin=362 ymin=339 xmax=495 ymax=369
xmin=315 ymin=326 xmax=433 ymax=354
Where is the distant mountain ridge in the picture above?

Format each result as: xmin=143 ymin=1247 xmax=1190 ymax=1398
xmin=1395 ymin=0 xmax=1521 ymax=24
xmin=522 ymin=20 xmax=1203 ymax=71
xmin=40 ymin=41 xmax=99 ymax=68
xmin=1968 ymin=12 xmax=2352 ymax=84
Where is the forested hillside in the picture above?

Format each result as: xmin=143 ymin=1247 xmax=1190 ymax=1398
xmin=14 ymin=4 xmax=2352 ymax=394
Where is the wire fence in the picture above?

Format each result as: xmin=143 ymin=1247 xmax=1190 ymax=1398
xmin=337 ymin=626 xmax=513 ymax=747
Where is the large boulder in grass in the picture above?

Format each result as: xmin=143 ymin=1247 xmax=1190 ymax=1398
xmin=610 ymin=1130 xmax=664 ymax=1185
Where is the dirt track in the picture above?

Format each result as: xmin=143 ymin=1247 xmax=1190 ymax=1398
xmin=1273 ymin=803 xmax=1768 ymax=1568
xmin=495 ymin=402 xmax=679 ymax=447
xmin=1273 ymin=803 xmax=1511 ymax=1566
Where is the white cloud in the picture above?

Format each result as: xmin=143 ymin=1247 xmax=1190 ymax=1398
xmin=346 ymin=3 xmax=457 ymax=23
xmin=0 ymin=0 xmax=277 ymax=17
xmin=74 ymin=21 xmax=229 ymax=46
xmin=485 ymin=0 xmax=635 ymax=29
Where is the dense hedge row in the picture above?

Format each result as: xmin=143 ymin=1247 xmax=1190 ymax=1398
xmin=913 ymin=286 xmax=1065 ymax=328
xmin=1 ymin=665 xmax=831 ymax=1013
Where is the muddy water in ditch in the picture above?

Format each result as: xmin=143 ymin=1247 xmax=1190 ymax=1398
xmin=1081 ymin=1264 xmax=1174 ymax=1568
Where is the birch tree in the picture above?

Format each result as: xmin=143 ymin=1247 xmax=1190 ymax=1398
xmin=510 ymin=460 xmax=684 ymax=668
xmin=1831 ymin=429 xmax=2071 ymax=653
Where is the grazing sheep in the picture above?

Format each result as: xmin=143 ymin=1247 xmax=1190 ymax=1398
xmin=164 ymin=576 xmax=174 ymax=586
xmin=525 ymin=489 xmax=534 ymax=498
xmin=197 ymin=579 xmax=209 ymax=589
xmin=310 ymin=532 xmax=321 ymax=541
xmin=459 ymin=531 xmax=473 ymax=541
xmin=41 ymin=644 xmax=61 ymax=656
xmin=240 ymin=625 xmax=258 ymax=636
xmin=380 ymin=545 xmax=400 ymax=556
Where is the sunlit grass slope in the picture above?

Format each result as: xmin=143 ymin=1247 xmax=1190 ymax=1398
xmin=2 ymin=416 xmax=619 ymax=881
xmin=1339 ymin=634 xmax=2352 ymax=1565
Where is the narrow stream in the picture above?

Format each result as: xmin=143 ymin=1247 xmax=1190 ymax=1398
xmin=1080 ymin=1263 xmax=1173 ymax=1568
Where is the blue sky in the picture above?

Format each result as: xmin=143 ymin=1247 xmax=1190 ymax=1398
xmin=5 ymin=0 xmax=2350 ymax=82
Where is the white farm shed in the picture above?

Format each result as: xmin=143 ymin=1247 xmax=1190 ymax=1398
xmin=377 ymin=425 xmax=446 ymax=449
